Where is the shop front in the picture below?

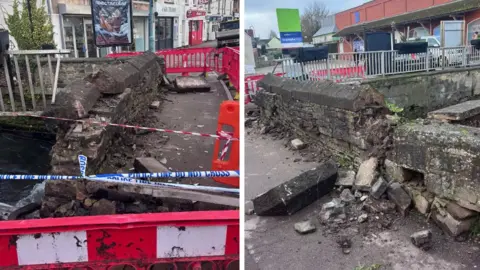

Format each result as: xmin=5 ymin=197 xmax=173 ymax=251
xmin=206 ymin=15 xmax=222 ymax=41
xmin=187 ymin=9 xmax=206 ymax=46
xmin=156 ymin=0 xmax=185 ymax=49
xmin=57 ymin=0 xmax=148 ymax=58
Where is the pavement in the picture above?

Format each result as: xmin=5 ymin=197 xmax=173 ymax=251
xmin=245 ymin=127 xmax=480 ymax=270
xmin=152 ymin=73 xmax=230 ymax=187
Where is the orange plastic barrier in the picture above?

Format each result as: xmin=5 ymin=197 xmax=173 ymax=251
xmin=211 ymin=101 xmax=239 ymax=187
xmin=0 ymin=211 xmax=239 ymax=269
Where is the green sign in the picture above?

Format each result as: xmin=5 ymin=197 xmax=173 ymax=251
xmin=276 ymin=9 xmax=301 ymax=33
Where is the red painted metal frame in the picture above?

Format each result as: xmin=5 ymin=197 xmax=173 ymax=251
xmin=0 ymin=211 xmax=239 ymax=269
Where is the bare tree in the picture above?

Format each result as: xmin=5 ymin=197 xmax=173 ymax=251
xmin=301 ymin=2 xmax=329 ymax=43
xmin=269 ymin=30 xmax=278 ymax=39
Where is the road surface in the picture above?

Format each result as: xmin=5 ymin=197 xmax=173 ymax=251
xmin=245 ymin=124 xmax=480 ymax=270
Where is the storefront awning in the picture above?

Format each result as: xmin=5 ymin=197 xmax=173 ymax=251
xmin=334 ymin=0 xmax=480 ymax=37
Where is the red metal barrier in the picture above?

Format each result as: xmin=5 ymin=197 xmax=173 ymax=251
xmin=244 ymin=73 xmax=284 ymax=104
xmin=0 ymin=211 xmax=239 ymax=269
xmin=221 ymin=48 xmax=240 ymax=91
xmin=106 ymin=47 xmax=240 ymax=91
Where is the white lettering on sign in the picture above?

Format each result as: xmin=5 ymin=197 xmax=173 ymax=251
xmin=162 ymin=6 xmax=177 ymax=13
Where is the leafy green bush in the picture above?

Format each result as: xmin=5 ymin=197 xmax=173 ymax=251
xmin=4 ymin=0 xmax=54 ymax=50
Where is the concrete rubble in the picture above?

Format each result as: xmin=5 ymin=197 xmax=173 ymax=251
xmin=294 ymin=220 xmax=316 ymax=235
xmin=354 ymin=157 xmax=378 ymax=191
xmin=410 ymin=230 xmax=432 ymax=250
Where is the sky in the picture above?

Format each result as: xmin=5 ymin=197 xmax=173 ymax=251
xmin=245 ymin=0 xmax=367 ymax=39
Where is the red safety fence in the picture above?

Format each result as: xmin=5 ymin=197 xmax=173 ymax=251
xmin=0 ymin=211 xmax=239 ymax=269
xmin=244 ymin=73 xmax=284 ymax=104
xmin=107 ymin=47 xmax=240 ymax=91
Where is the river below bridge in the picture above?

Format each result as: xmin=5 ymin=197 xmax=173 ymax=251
xmin=0 ymin=129 xmax=54 ymax=205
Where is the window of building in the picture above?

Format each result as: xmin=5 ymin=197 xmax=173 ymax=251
xmin=354 ymin=12 xmax=360 ymax=24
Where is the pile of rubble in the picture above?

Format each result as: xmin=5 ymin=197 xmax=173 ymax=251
xmin=248 ymin=152 xmax=479 ymax=248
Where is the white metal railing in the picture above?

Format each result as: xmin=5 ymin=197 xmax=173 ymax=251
xmin=0 ymin=49 xmax=70 ymax=113
xmin=276 ymin=45 xmax=480 ymax=82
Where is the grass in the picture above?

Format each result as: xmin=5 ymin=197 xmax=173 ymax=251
xmin=354 ymin=264 xmax=382 ymax=270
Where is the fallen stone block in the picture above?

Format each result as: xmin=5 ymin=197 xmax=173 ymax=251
xmin=432 ymin=209 xmax=477 ymax=236
xmin=134 ymin=157 xmax=170 ymax=174
xmin=335 ymin=170 xmax=355 ymax=187
xmin=42 ymin=79 xmax=101 ymax=121
xmin=387 ymin=182 xmax=412 ymax=215
xmin=291 ymin=138 xmax=306 ymax=150
xmin=370 ymin=176 xmax=388 ymax=199
xmin=428 ymin=99 xmax=480 ymax=121
xmin=446 ymin=201 xmax=478 ymax=220
xmin=406 ymin=187 xmax=434 ymax=215
xmin=294 ymin=220 xmax=316 ymax=235
xmin=173 ymin=76 xmax=211 ymax=93
xmin=354 ymin=157 xmax=378 ymax=191
xmin=88 ymin=62 xmax=139 ymax=94
xmin=410 ymin=230 xmax=432 ymax=250
xmin=253 ymin=160 xmax=338 ymax=216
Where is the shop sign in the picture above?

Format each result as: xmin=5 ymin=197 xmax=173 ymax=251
xmin=161 ymin=6 xmax=177 ymax=13
xmin=164 ymin=0 xmax=175 ymax=3
xmin=199 ymin=0 xmax=209 ymax=4
xmin=186 ymin=9 xmax=206 ymax=18
xmin=91 ymin=0 xmax=133 ymax=47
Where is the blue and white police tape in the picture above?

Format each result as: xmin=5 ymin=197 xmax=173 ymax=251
xmin=91 ymin=170 xmax=240 ymax=179
xmin=0 ymin=175 xmax=79 ymax=180
xmin=0 ymin=174 xmax=239 ymax=194
xmin=85 ymin=175 xmax=239 ymax=194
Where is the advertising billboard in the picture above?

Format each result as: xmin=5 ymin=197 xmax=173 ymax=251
xmin=276 ymin=8 xmax=303 ymax=48
xmin=91 ymin=0 xmax=133 ymax=47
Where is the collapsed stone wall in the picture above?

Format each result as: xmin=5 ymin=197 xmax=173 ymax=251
xmin=256 ymin=74 xmax=389 ymax=165
xmin=46 ymin=52 xmax=165 ymax=175
xmin=388 ymin=121 xmax=480 ymax=235
xmin=255 ymin=74 xmax=480 ymax=237
xmin=366 ymin=68 xmax=480 ymax=118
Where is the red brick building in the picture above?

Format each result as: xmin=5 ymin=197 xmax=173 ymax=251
xmin=334 ymin=0 xmax=480 ymax=53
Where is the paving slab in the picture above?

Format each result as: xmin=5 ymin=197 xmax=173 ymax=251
xmin=428 ymin=100 xmax=480 ymax=121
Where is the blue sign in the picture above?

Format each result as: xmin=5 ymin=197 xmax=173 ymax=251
xmin=280 ymin=32 xmax=303 ymax=44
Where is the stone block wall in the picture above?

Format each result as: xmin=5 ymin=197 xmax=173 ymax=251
xmin=366 ymin=68 xmax=480 ymax=119
xmin=256 ymin=74 xmax=388 ymax=165
xmin=48 ymin=52 xmax=164 ymax=175
xmin=390 ymin=121 xmax=480 ymax=212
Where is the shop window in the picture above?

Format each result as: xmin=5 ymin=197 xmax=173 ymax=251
xmin=212 ymin=25 xmax=219 ymax=32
